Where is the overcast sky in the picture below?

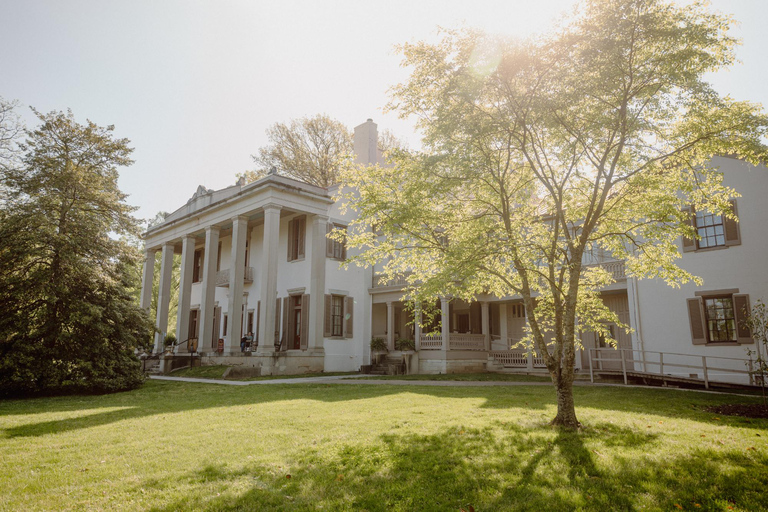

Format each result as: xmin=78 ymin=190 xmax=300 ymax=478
xmin=1 ymin=0 xmax=766 ymax=222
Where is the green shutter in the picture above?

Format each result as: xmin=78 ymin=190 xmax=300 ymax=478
xmin=687 ymin=298 xmax=707 ymax=345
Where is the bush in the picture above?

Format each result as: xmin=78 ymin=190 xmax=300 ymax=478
xmin=164 ymin=333 xmax=177 ymax=347
xmin=370 ymin=337 xmax=388 ymax=352
xmin=395 ymin=338 xmax=415 ymax=351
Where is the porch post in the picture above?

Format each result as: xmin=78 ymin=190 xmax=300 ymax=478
xmin=226 ymin=215 xmax=248 ymax=355
xmin=499 ymin=303 xmax=508 ymax=350
xmin=414 ymin=303 xmax=422 ymax=351
xmin=386 ymin=301 xmax=395 ymax=351
xmin=139 ymin=248 xmax=157 ymax=312
xmin=309 ymin=214 xmax=328 ymax=351
xmin=198 ymin=226 xmax=220 ymax=353
xmin=154 ymin=242 xmax=175 ymax=353
xmin=257 ymin=204 xmax=281 ymax=354
xmin=481 ymin=301 xmax=490 ymax=351
xmin=175 ymin=235 xmax=196 ymax=351
xmin=441 ymin=297 xmax=450 ymax=353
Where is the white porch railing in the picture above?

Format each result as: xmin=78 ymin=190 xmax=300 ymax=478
xmin=448 ymin=334 xmax=486 ymax=351
xmin=216 ymin=267 xmax=254 ymax=287
xmin=420 ymin=334 xmax=443 ymax=350
xmin=585 ymin=260 xmax=626 ymax=280
xmin=490 ymin=350 xmax=548 ymax=369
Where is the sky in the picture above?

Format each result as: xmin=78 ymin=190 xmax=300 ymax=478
xmin=1 ymin=0 xmax=767 ymax=222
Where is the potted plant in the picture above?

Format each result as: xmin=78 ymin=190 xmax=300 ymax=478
xmin=164 ymin=333 xmax=177 ymax=354
xmin=395 ymin=338 xmax=415 ymax=352
xmin=370 ymin=337 xmax=387 ymax=365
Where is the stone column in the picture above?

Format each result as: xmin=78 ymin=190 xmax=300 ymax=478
xmin=441 ymin=297 xmax=450 ymax=353
xmin=257 ymin=204 xmax=281 ymax=354
xmin=226 ymin=215 xmax=248 ymax=355
xmin=386 ymin=301 xmax=395 ymax=351
xmin=139 ymin=249 xmax=157 ymax=312
xmin=154 ymin=242 xmax=175 ymax=353
xmin=199 ymin=226 xmax=220 ymax=353
xmin=175 ymin=235 xmax=196 ymax=352
xmin=481 ymin=301 xmax=490 ymax=351
xmin=309 ymin=214 xmax=328 ymax=351
xmin=414 ymin=303 xmax=422 ymax=351
xmin=499 ymin=303 xmax=509 ymax=350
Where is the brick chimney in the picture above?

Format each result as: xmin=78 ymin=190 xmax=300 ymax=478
xmin=353 ymin=118 xmax=382 ymax=165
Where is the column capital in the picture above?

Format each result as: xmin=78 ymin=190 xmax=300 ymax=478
xmin=231 ymin=214 xmax=249 ymax=223
xmin=313 ymin=214 xmax=329 ymax=224
xmin=182 ymin=233 xmax=197 ymax=241
xmin=144 ymin=247 xmax=158 ymax=255
xmin=162 ymin=241 xmax=175 ymax=249
xmin=262 ymin=203 xmax=282 ymax=213
xmin=205 ymin=225 xmax=221 ymax=234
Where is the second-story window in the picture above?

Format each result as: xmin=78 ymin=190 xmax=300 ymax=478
xmin=287 ymin=216 xmax=306 ymax=262
xmin=326 ymin=223 xmax=347 ymax=260
xmin=193 ymin=248 xmax=203 ymax=282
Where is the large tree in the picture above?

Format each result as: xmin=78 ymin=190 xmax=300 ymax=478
xmin=340 ymin=0 xmax=768 ymax=427
xmin=240 ymin=114 xmax=353 ymax=188
xmin=0 ymin=107 xmax=153 ymax=396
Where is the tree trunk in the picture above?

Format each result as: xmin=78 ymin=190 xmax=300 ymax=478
xmin=551 ymin=378 xmax=581 ymax=428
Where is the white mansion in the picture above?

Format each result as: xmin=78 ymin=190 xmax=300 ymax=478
xmin=140 ymin=120 xmax=767 ymax=385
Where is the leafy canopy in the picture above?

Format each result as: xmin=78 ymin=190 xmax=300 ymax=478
xmin=340 ymin=0 xmax=768 ymax=426
xmin=0 ymin=107 xmax=152 ymax=396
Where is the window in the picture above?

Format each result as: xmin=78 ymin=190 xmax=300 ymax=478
xmin=188 ymin=309 xmax=199 ymax=340
xmin=287 ymin=216 xmax=306 ymax=261
xmin=704 ymin=296 xmax=736 ymax=342
xmin=324 ymin=294 xmax=354 ymax=338
xmin=682 ymin=200 xmax=741 ymax=252
xmin=193 ymin=248 xmax=203 ymax=282
xmin=331 ymin=295 xmax=343 ymax=337
xmin=326 ymin=223 xmax=347 ymax=260
xmin=687 ymin=292 xmax=752 ymax=345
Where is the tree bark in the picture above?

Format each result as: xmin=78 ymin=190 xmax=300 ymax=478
xmin=551 ymin=378 xmax=581 ymax=428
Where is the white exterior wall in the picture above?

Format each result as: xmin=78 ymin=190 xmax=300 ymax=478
xmin=635 ymin=157 xmax=768 ymax=384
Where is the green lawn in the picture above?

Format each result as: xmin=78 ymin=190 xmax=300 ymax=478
xmin=354 ymin=372 xmax=552 ymax=383
xmin=1 ymin=381 xmax=766 ymax=511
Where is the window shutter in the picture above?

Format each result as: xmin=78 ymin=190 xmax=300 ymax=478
xmin=724 ymin=199 xmax=741 ymax=246
xmin=274 ymin=298 xmax=281 ymax=346
xmin=733 ymin=294 xmax=753 ymax=344
xmin=326 ymin=223 xmax=334 ymax=258
xmin=287 ymin=219 xmax=295 ymax=261
xmin=324 ymin=294 xmax=333 ymax=337
xmin=300 ymin=294 xmax=310 ymax=350
xmin=344 ymin=296 xmax=354 ymax=338
xmin=282 ymin=297 xmax=290 ymax=349
xmin=255 ymin=301 xmax=261 ymax=344
xmin=681 ymin=207 xmax=696 ymax=252
xmin=687 ymin=298 xmax=707 ymax=345
xmin=341 ymin=225 xmax=347 ymax=260
xmin=297 ymin=217 xmax=306 ymax=258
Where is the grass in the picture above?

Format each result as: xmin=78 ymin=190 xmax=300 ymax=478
xmin=1 ymin=381 xmax=767 ymax=511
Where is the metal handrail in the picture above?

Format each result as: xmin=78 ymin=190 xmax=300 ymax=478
xmin=588 ymin=347 xmax=755 ymax=389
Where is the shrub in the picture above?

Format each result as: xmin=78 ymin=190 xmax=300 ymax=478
xmin=395 ymin=338 xmax=415 ymax=351
xmin=370 ymin=337 xmax=388 ymax=352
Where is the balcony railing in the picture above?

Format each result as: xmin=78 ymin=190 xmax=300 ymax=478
xmin=490 ymin=350 xmax=547 ymax=369
xmin=372 ymin=271 xmax=414 ymax=288
xmin=216 ymin=267 xmax=254 ymax=287
xmin=586 ymin=260 xmax=626 ymax=280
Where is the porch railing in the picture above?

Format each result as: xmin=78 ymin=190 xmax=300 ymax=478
xmin=420 ymin=334 xmax=443 ymax=350
xmin=448 ymin=334 xmax=486 ymax=351
xmin=490 ymin=350 xmax=547 ymax=369
xmin=585 ymin=260 xmax=626 ymax=280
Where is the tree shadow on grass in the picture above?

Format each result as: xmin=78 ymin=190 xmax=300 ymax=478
xmin=2 ymin=379 xmax=765 ymax=439
xmin=144 ymin=422 xmax=767 ymax=512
